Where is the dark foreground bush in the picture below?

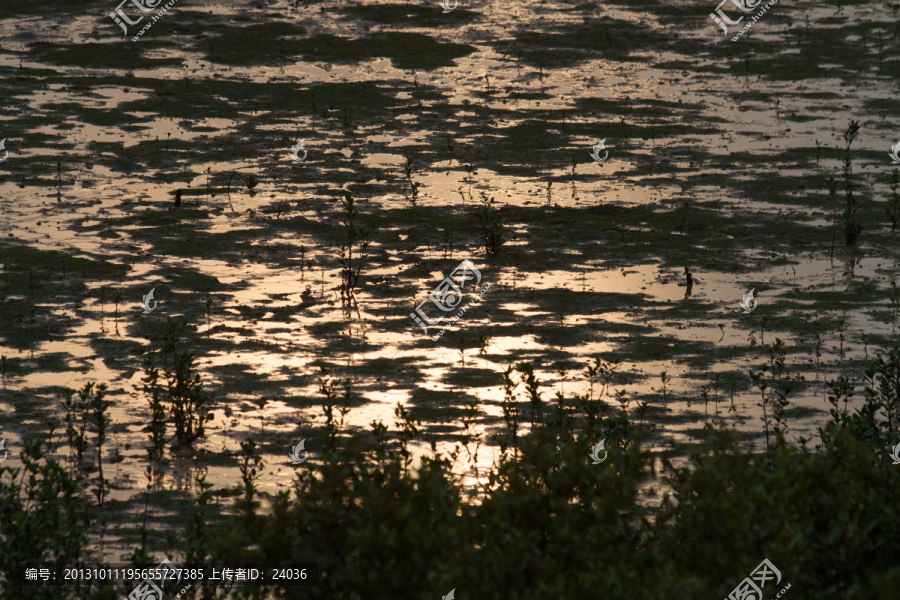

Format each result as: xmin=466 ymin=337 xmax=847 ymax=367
xmin=4 ymin=349 xmax=900 ymax=600
xmin=0 ymin=439 xmax=116 ymax=600
xmin=213 ymin=420 xmax=900 ymax=600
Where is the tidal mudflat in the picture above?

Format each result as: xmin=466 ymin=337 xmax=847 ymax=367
xmin=1 ymin=0 xmax=899 ymax=598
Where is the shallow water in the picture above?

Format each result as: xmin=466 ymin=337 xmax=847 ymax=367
xmin=1 ymin=0 xmax=899 ymax=563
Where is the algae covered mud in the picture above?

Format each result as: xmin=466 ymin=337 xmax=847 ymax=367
xmin=0 ymin=0 xmax=899 ymax=594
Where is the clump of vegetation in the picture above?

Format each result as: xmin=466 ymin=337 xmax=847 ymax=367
xmin=440 ymin=227 xmax=453 ymax=259
xmin=62 ymin=387 xmax=90 ymax=465
xmin=142 ymin=318 xmax=210 ymax=447
xmin=403 ymin=154 xmax=420 ymax=205
xmin=842 ymin=120 xmax=862 ymax=245
xmin=477 ymin=191 xmax=505 ymax=255
xmin=200 ymin=346 xmax=900 ymax=600
xmin=83 ymin=382 xmax=111 ymax=506
xmin=337 ymin=192 xmax=370 ymax=308
xmin=318 ymin=365 xmax=352 ymax=457
xmin=142 ymin=352 xmax=167 ymax=467
xmin=6 ymin=344 xmax=900 ymax=599
xmin=749 ymin=338 xmax=799 ymax=457
xmin=515 ymin=361 xmax=544 ymax=426
xmin=236 ymin=439 xmax=264 ymax=514
xmin=0 ymin=439 xmax=98 ymax=600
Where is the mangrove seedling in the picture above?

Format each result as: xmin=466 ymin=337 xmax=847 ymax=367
xmin=659 ymin=370 xmax=670 ymax=404
xmin=84 ymin=382 xmax=110 ymax=506
xmin=338 ymin=192 xmax=370 ymax=309
xmin=886 ymin=168 xmax=899 ymax=231
xmin=515 ymin=361 xmax=543 ymax=426
xmin=403 ymin=154 xmax=420 ymax=205
xmin=441 ymin=227 xmax=453 ymax=259
xmin=477 ymin=192 xmax=505 ymax=255
xmin=841 ymin=120 xmax=861 ymax=245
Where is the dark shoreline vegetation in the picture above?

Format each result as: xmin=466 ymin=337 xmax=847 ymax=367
xmin=2 ymin=334 xmax=900 ymax=599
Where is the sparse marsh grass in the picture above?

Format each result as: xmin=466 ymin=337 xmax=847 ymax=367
xmin=143 ymin=319 xmax=210 ymax=447
xmin=2 ymin=2 xmax=900 ymax=594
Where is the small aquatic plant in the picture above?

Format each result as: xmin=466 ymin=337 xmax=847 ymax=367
xmin=255 ymin=397 xmax=266 ymax=433
xmin=700 ymin=384 xmax=711 ymax=413
xmin=749 ymin=365 xmax=771 ymax=454
xmin=499 ymin=364 xmax=520 ymax=462
xmin=319 ymin=365 xmax=352 ymax=457
xmin=841 ymin=120 xmax=862 ymax=245
xmin=394 ymin=401 xmax=420 ymax=472
xmin=403 ymin=154 xmax=420 ymax=205
xmin=99 ymin=286 xmax=106 ymax=334
xmin=477 ymin=192 xmax=505 ymax=255
xmin=338 ymin=192 xmax=370 ymax=308
xmin=143 ymin=318 xmax=210 ymax=446
xmin=460 ymin=398 xmax=484 ymax=491
xmin=237 ymin=438 xmax=263 ymax=514
xmin=114 ymin=291 xmax=121 ymax=336
xmin=440 ymin=227 xmax=453 ymax=259
xmin=837 ymin=317 xmax=848 ymax=360
xmin=83 ymin=382 xmax=110 ymax=506
xmin=571 ymin=156 xmax=578 ymax=201
xmin=886 ymin=168 xmax=899 ymax=232
xmin=62 ymin=387 xmax=89 ymax=464
xmin=515 ymin=361 xmax=543 ymax=426
xmin=142 ymin=352 xmax=167 ymax=466
xmin=767 ymin=338 xmax=794 ymax=440
xmin=826 ymin=374 xmax=854 ymax=424
xmin=445 ymin=134 xmax=454 ymax=167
